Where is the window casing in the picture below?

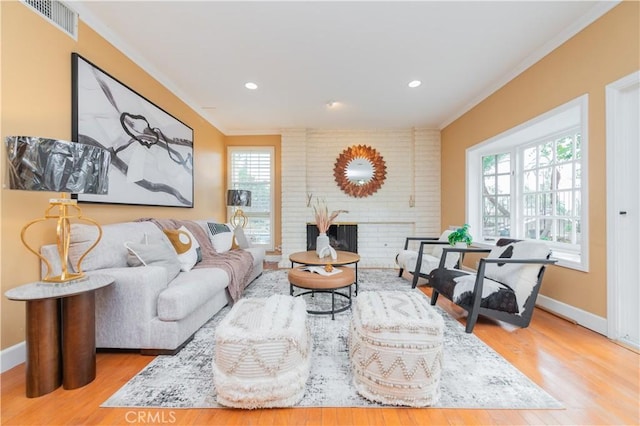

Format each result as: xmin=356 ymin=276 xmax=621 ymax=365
xmin=227 ymin=147 xmax=274 ymax=250
xmin=467 ymin=95 xmax=588 ymax=271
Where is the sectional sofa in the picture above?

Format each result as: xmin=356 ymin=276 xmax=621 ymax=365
xmin=40 ymin=218 xmax=264 ymax=354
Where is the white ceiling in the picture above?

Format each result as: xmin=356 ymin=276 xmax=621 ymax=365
xmin=71 ymin=1 xmax=618 ymax=135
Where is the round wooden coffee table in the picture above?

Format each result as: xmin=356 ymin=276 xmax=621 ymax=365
xmin=288 ymin=266 xmax=355 ymax=320
xmin=289 ymin=250 xmax=361 ymax=294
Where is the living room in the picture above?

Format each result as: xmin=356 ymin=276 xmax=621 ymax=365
xmin=1 ymin=1 xmax=639 ymax=425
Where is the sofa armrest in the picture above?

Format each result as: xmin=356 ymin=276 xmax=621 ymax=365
xmin=87 ymin=266 xmax=171 ymax=349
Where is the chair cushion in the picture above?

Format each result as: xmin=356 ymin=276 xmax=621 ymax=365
xmin=396 ymin=250 xmax=440 ymax=274
xmin=428 ymin=268 xmax=519 ymax=314
xmin=396 ymin=231 xmax=459 ymax=274
xmin=430 ymin=230 xmax=454 ymax=258
xmin=484 ymin=240 xmax=550 ymax=313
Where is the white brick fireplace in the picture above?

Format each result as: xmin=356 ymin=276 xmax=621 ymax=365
xmin=280 ymin=128 xmax=441 ymax=268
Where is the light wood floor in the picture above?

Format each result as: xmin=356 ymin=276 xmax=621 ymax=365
xmin=2 ymin=269 xmax=639 ymax=425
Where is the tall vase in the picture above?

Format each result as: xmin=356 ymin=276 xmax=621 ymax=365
xmin=316 ymin=232 xmax=330 ymax=257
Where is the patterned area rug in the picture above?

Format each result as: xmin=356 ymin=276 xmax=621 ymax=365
xmin=102 ymin=269 xmax=562 ymax=409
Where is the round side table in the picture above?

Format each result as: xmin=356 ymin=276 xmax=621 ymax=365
xmin=5 ymin=274 xmax=114 ymax=398
xmin=289 ymin=250 xmax=361 ymax=294
xmin=288 ymin=266 xmax=356 ymax=320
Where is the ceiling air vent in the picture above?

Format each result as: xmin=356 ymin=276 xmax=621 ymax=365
xmin=21 ymin=0 xmax=78 ymax=40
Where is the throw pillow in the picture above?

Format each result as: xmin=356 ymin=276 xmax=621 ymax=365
xmin=207 ymin=222 xmax=233 ymax=253
xmin=124 ymin=239 xmax=181 ymax=282
xmin=164 ymin=226 xmax=200 ymax=272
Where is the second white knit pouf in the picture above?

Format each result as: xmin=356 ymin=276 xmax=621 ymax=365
xmin=349 ymin=290 xmax=444 ymax=407
xmin=213 ymin=294 xmax=311 ymax=409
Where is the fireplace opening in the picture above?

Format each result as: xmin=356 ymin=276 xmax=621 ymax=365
xmin=307 ymin=224 xmax=358 ymax=253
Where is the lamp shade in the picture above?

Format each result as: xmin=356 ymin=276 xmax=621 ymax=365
xmin=226 ymin=189 xmax=251 ymax=207
xmin=5 ymin=136 xmax=110 ymax=194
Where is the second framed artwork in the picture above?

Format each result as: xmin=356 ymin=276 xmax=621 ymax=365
xmin=72 ymin=53 xmax=194 ymax=207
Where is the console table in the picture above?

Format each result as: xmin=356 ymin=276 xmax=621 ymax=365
xmin=5 ymin=275 xmax=114 ymax=398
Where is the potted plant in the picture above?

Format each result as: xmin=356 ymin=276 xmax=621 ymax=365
xmin=448 ymin=224 xmax=473 ymax=247
xmin=313 ymin=198 xmax=348 ymax=256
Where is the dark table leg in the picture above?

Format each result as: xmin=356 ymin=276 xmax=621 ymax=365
xmin=25 ymin=299 xmax=61 ymax=398
xmin=61 ymin=291 xmax=96 ymax=389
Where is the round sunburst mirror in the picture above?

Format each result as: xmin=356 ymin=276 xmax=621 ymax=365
xmin=334 ymin=145 xmax=386 ymax=198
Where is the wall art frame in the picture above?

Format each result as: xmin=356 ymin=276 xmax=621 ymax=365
xmin=72 ymin=53 xmax=194 ymax=207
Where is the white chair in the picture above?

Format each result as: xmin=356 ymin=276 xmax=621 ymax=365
xmin=395 ymin=230 xmax=461 ymax=288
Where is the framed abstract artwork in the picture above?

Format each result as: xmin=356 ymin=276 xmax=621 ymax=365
xmin=72 ymin=53 xmax=194 ymax=207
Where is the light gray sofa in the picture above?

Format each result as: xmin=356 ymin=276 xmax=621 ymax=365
xmin=40 ymin=219 xmax=264 ymax=354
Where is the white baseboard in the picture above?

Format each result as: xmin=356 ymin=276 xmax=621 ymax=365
xmin=1 ymin=341 xmax=26 ymax=373
xmin=537 ymin=295 xmax=608 ymax=335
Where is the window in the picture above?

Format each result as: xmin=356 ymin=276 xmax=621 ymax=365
xmin=467 ymin=95 xmax=588 ymax=271
xmin=227 ymin=147 xmax=274 ymax=250
xmin=482 ymin=153 xmax=512 ymax=238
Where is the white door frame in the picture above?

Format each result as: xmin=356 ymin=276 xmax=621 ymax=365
xmin=606 ymin=70 xmax=640 ymax=348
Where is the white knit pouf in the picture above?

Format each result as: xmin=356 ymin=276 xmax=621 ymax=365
xmin=212 ymin=295 xmax=311 ymax=409
xmin=349 ymin=291 xmax=444 ymax=407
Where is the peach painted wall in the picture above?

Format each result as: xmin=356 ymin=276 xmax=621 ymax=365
xmin=1 ymin=2 xmax=226 ymax=349
xmin=441 ymin=2 xmax=639 ymax=318
xmin=224 ymin=135 xmax=282 ymax=252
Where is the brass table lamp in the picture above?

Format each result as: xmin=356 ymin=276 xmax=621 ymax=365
xmin=5 ymin=136 xmax=111 ymax=282
xmin=226 ymin=189 xmax=251 ymax=228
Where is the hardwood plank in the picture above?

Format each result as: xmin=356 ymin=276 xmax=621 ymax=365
xmin=2 ymin=272 xmax=639 ymax=426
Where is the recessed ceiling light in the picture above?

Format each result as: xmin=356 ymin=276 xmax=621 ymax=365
xmin=326 ymin=100 xmax=339 ymax=108
xmin=408 ymin=80 xmax=422 ymax=88
xmin=245 ymin=82 xmax=258 ymax=90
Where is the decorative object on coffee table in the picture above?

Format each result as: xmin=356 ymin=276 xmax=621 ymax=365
xmin=312 ymin=198 xmax=347 ymax=257
xmin=212 ymin=295 xmax=311 ymax=409
xmin=350 ymin=290 xmax=444 ymax=407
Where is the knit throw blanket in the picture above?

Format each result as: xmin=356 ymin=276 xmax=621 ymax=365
xmin=137 ymin=218 xmax=254 ymax=303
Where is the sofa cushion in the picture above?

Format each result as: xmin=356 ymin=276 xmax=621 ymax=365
xmin=157 ymin=268 xmax=230 ymax=321
xmin=124 ymin=240 xmax=181 ymax=282
xmin=69 ymin=222 xmax=165 ymax=272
